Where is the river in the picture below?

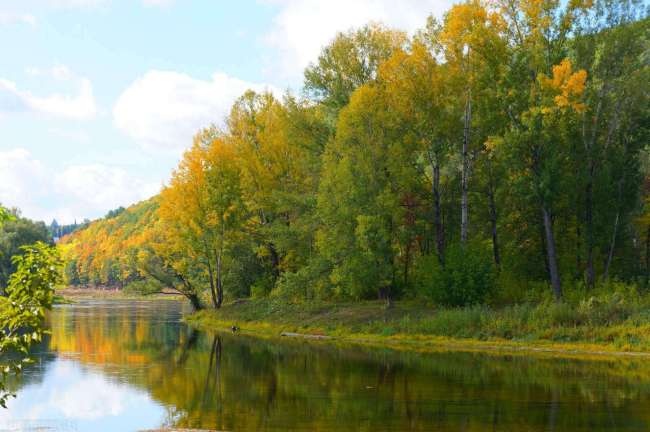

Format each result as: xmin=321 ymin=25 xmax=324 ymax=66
xmin=1 ymin=300 xmax=650 ymax=431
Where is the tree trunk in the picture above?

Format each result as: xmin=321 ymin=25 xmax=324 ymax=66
xmin=575 ymin=212 xmax=582 ymax=280
xmin=186 ymin=292 xmax=203 ymax=311
xmin=488 ymin=186 xmax=500 ymax=269
xmin=267 ymin=242 xmax=280 ymax=280
xmin=645 ymin=227 xmax=650 ymax=287
xmin=216 ymin=252 xmax=223 ymax=308
xmin=486 ymin=158 xmax=500 ymax=268
xmin=540 ymin=221 xmax=550 ymax=278
xmin=603 ymin=212 xmax=620 ymax=281
xmin=203 ymin=240 xmax=218 ymax=308
xmin=603 ymin=175 xmax=625 ymax=281
xmin=432 ymin=157 xmax=445 ymax=265
xmin=177 ymin=275 xmax=203 ymax=311
xmin=147 ymin=264 xmax=203 ymax=311
xmin=542 ymin=206 xmax=562 ymax=301
xmin=403 ymin=241 xmax=411 ymax=287
xmin=585 ymin=170 xmax=596 ymax=289
xmin=461 ymin=94 xmax=471 ymax=244
xmin=206 ymin=259 xmax=218 ymax=309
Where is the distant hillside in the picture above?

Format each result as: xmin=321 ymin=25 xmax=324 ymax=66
xmin=59 ymin=197 xmax=159 ymax=288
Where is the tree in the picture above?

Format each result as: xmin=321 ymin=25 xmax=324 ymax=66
xmin=0 ymin=212 xmax=52 ymax=288
xmin=227 ymin=91 xmax=320 ymax=288
xmin=0 ymin=207 xmax=61 ymax=407
xmin=380 ymin=43 xmax=448 ymax=266
xmin=55 ymin=1 xmax=649 ymax=307
xmin=495 ymin=0 xmax=593 ymax=300
xmin=304 ymin=23 xmax=407 ymax=125
xmin=159 ymin=130 xmax=246 ymax=309
xmin=434 ymin=0 xmax=508 ymax=245
xmin=572 ymin=2 xmax=649 ymax=285
xmin=136 ymin=224 xmax=204 ymax=311
xmin=317 ymin=84 xmax=421 ymax=300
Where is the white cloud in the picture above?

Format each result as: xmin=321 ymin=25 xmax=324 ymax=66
xmin=0 ymin=74 xmax=97 ymax=120
xmin=0 ymin=12 xmax=37 ymax=26
xmin=262 ymin=0 xmax=454 ymax=81
xmin=54 ymin=164 xmax=159 ymax=214
xmin=0 ymin=148 xmax=159 ymax=223
xmin=0 ymin=148 xmax=47 ymax=217
xmin=113 ymin=70 xmax=278 ymax=153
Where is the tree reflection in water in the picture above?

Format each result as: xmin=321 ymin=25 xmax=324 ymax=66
xmin=4 ymin=300 xmax=650 ymax=432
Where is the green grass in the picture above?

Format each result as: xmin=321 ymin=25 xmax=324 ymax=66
xmin=186 ymin=291 xmax=650 ymax=356
xmin=56 ymin=287 xmax=183 ymax=301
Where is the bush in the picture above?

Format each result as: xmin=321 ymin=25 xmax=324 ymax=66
xmin=415 ymin=242 xmax=495 ymax=307
xmin=273 ymin=258 xmax=332 ymax=301
xmin=250 ymin=274 xmax=274 ymax=299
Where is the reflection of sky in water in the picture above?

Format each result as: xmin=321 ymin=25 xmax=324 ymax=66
xmin=0 ymin=358 xmax=166 ymax=432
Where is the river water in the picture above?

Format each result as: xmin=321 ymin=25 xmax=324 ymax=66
xmin=1 ymin=300 xmax=650 ymax=431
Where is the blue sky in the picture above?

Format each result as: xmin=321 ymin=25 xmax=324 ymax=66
xmin=0 ymin=0 xmax=452 ymax=224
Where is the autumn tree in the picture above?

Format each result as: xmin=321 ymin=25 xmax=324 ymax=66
xmin=304 ymin=23 xmax=407 ymax=126
xmin=431 ymin=1 xmax=509 ymax=245
xmin=379 ymin=42 xmax=453 ymax=265
xmin=159 ymin=129 xmax=246 ymax=309
xmin=227 ymin=91 xmax=321 ymax=293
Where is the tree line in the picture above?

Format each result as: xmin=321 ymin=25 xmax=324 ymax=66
xmin=61 ymin=0 xmax=649 ymax=310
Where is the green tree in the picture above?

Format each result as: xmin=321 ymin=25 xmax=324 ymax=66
xmin=317 ymin=84 xmax=422 ymax=300
xmin=0 ymin=209 xmax=61 ymax=406
xmin=304 ymin=23 xmax=407 ymax=125
xmin=0 ymin=212 xmax=52 ymax=288
xmin=572 ymin=2 xmax=649 ymax=285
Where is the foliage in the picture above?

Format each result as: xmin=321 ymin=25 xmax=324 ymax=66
xmin=0 ymin=213 xmax=52 ymax=287
xmin=0 ymin=241 xmax=61 ymax=407
xmin=60 ymin=0 xmax=649 ymax=312
xmin=304 ymin=23 xmax=407 ymax=118
xmin=0 ymin=208 xmax=13 ymax=225
xmin=415 ymin=243 xmax=496 ymax=306
xmin=59 ymin=198 xmax=159 ymax=288
xmin=158 ymin=131 xmax=247 ymax=309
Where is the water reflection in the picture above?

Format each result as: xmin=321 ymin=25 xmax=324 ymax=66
xmin=0 ymin=358 xmax=165 ymax=431
xmin=2 ymin=300 xmax=650 ymax=431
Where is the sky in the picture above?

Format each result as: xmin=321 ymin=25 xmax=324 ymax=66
xmin=0 ymin=0 xmax=454 ymax=224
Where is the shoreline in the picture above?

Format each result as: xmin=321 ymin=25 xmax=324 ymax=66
xmin=57 ymin=292 xmax=650 ymax=360
xmin=186 ymin=314 xmax=650 ymax=361
xmin=184 ymin=298 xmax=650 ymax=361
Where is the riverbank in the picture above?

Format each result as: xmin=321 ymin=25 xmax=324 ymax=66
xmin=186 ymin=296 xmax=650 ymax=359
xmin=56 ymin=287 xmax=184 ymax=302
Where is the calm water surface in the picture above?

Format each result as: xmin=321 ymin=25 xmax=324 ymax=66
xmin=1 ymin=300 xmax=650 ymax=431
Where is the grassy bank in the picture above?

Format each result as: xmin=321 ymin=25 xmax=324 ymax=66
xmin=186 ymin=293 xmax=650 ymax=357
xmin=56 ymin=287 xmax=184 ymax=302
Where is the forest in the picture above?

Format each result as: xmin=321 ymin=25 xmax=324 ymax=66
xmin=60 ymin=0 xmax=649 ymax=312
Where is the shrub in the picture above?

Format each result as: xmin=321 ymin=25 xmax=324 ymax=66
xmin=415 ymin=243 xmax=496 ymax=307
xmin=250 ymin=275 xmax=274 ymax=299
xmin=273 ymin=258 xmax=332 ymax=301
